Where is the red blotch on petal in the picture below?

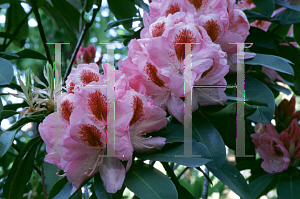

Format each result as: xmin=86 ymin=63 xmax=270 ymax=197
xmin=78 ymin=124 xmax=103 ymax=147
xmin=188 ymin=0 xmax=205 ymax=10
xmin=203 ymin=19 xmax=221 ymax=42
xmin=165 ymin=3 xmax=181 ymax=16
xmin=130 ymin=95 xmax=144 ymax=126
xmin=61 ymin=99 xmax=74 ymax=122
xmin=87 ymin=90 xmax=107 ymax=121
xmin=173 ymin=29 xmax=197 ymax=62
xmin=152 ymin=22 xmax=166 ymax=37
xmin=145 ymin=63 xmax=165 ymax=87
xmin=80 ymin=69 xmax=99 ymax=84
xmin=68 ymin=82 xmax=75 ymax=94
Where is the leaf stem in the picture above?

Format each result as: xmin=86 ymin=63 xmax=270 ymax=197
xmin=177 ymin=167 xmax=189 ymax=179
xmin=201 ymin=167 xmax=210 ymax=199
xmin=62 ymin=4 xmax=101 ymax=86
xmin=161 ymin=162 xmax=180 ymax=186
xmin=32 ymin=3 xmax=53 ymax=67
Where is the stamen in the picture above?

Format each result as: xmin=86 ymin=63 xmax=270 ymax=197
xmin=84 ymin=154 xmax=102 ymax=176
xmin=56 ymin=172 xmax=66 ymax=177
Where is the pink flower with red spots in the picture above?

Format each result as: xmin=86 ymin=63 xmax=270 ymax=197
xmin=39 ymin=63 xmax=167 ymax=194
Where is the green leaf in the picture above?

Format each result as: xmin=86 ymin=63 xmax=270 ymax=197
xmin=245 ymin=53 xmax=294 ymax=75
xmin=15 ymin=49 xmax=47 ymax=60
xmin=9 ymin=139 xmax=41 ymax=199
xmin=192 ymin=112 xmax=226 ymax=170
xmin=252 ymin=0 xmax=275 ymax=16
xmin=124 ymin=161 xmax=178 ymax=199
xmin=272 ymin=9 xmax=300 ymax=26
xmin=0 ymin=110 xmax=18 ymax=119
xmin=0 ymin=58 xmax=14 ymax=85
xmin=135 ymin=0 xmax=150 ymax=14
xmin=246 ymin=27 xmax=276 ymax=49
xmin=243 ymin=10 xmax=272 ymax=21
xmin=277 ymin=174 xmax=300 ymax=199
xmin=106 ymin=18 xmax=142 ymax=31
xmin=0 ymin=52 xmax=19 ymax=59
xmin=294 ymin=23 xmax=300 ymax=46
xmin=0 ymin=125 xmax=23 ymax=158
xmin=207 ymin=160 xmax=251 ymax=199
xmin=94 ymin=174 xmax=112 ymax=199
xmin=51 ymin=0 xmax=81 ymax=31
xmin=5 ymin=114 xmax=45 ymax=132
xmin=268 ymin=84 xmax=291 ymax=95
xmin=249 ymin=174 xmax=276 ymax=199
xmin=274 ymin=0 xmax=300 ymax=12
xmin=5 ymin=2 xmax=29 ymax=48
xmin=245 ymin=75 xmax=275 ymax=123
xmin=235 ymin=159 xmax=263 ymax=171
xmin=0 ymin=32 xmax=16 ymax=40
xmin=107 ymin=0 xmax=138 ymax=32
xmin=42 ymin=162 xmax=61 ymax=197
xmin=3 ymin=137 xmax=41 ymax=198
xmin=0 ymin=99 xmax=3 ymax=113
xmin=136 ymin=142 xmax=211 ymax=167
xmin=48 ymin=177 xmax=69 ymax=199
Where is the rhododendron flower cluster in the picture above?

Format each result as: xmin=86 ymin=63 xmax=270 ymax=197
xmin=39 ymin=63 xmax=167 ymax=193
xmin=251 ymin=119 xmax=300 ymax=173
xmin=119 ymin=0 xmax=250 ymax=123
xmin=74 ymin=44 xmax=103 ymax=65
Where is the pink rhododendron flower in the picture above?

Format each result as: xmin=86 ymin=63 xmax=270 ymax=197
xmin=74 ymin=44 xmax=103 ymax=65
xmin=251 ymin=123 xmax=290 ymax=173
xmin=120 ymin=12 xmax=229 ymax=123
xmin=275 ymin=95 xmax=300 ymax=132
xmin=251 ymin=119 xmax=300 ymax=173
xmin=262 ymin=67 xmax=285 ymax=84
xmin=39 ymin=63 xmax=167 ymax=194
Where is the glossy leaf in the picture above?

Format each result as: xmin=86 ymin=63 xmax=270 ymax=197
xmin=106 ymin=18 xmax=142 ymax=31
xmin=0 ymin=110 xmax=18 ymax=119
xmin=136 ymin=142 xmax=211 ymax=167
xmin=3 ymin=137 xmax=41 ymax=198
xmin=42 ymin=162 xmax=61 ymax=197
xmin=277 ymin=174 xmax=300 ymax=199
xmin=107 ymin=0 xmax=138 ymax=32
xmin=245 ymin=53 xmax=294 ymax=75
xmin=207 ymin=160 xmax=252 ymax=199
xmin=0 ymin=125 xmax=23 ymax=158
xmin=249 ymin=174 xmax=276 ymax=199
xmin=272 ymin=9 xmax=300 ymax=26
xmin=124 ymin=161 xmax=178 ymax=199
xmin=294 ymin=23 xmax=300 ymax=46
xmin=246 ymin=27 xmax=276 ymax=49
xmin=0 ymin=58 xmax=14 ymax=86
xmin=252 ymin=0 xmax=275 ymax=16
xmin=192 ymin=112 xmax=226 ymax=170
xmin=274 ymin=0 xmax=300 ymax=12
xmin=94 ymin=173 xmax=112 ymax=199
xmin=245 ymin=75 xmax=275 ymax=123
xmin=48 ymin=177 xmax=69 ymax=199
xmin=15 ymin=49 xmax=47 ymax=60
xmin=5 ymin=114 xmax=45 ymax=132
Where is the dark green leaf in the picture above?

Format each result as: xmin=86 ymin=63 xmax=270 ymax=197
xmin=0 ymin=110 xmax=18 ymax=119
xmin=207 ymin=160 xmax=251 ymax=199
xmin=0 ymin=58 xmax=13 ymax=85
xmin=0 ymin=125 xmax=23 ymax=158
xmin=108 ymin=0 xmax=138 ymax=32
xmin=52 ymin=183 xmax=81 ymax=199
xmin=15 ymin=49 xmax=47 ymax=60
xmin=274 ymin=0 xmax=300 ymax=12
xmin=249 ymin=174 xmax=276 ymax=199
xmin=136 ymin=142 xmax=211 ymax=167
xmin=124 ymin=161 xmax=178 ymax=199
xmin=0 ymin=52 xmax=19 ymax=60
xmin=51 ymin=0 xmax=81 ymax=31
xmin=245 ymin=53 xmax=294 ymax=75
xmin=9 ymin=139 xmax=41 ymax=199
xmin=0 ymin=98 xmax=3 ymax=113
xmin=106 ymin=18 xmax=142 ymax=31
xmin=252 ymin=0 xmax=275 ymax=16
xmin=5 ymin=114 xmax=45 ymax=132
xmin=135 ymin=0 xmax=149 ymax=14
xmin=42 ymin=162 xmax=61 ymax=197
xmin=40 ymin=1 xmax=63 ymax=30
xmin=268 ymin=84 xmax=291 ymax=95
xmin=0 ymin=32 xmax=16 ymax=40
xmin=192 ymin=113 xmax=226 ymax=170
xmin=94 ymin=173 xmax=112 ymax=199
xmin=245 ymin=75 xmax=275 ymax=123
xmin=272 ymin=9 xmax=300 ymax=25
xmin=235 ymin=159 xmax=263 ymax=171
xmin=5 ymin=2 xmax=29 ymax=47
xmin=246 ymin=27 xmax=276 ymax=49
xmin=3 ymin=137 xmax=41 ymax=198
xmin=294 ymin=23 xmax=300 ymax=46
xmin=48 ymin=177 xmax=69 ymax=199
xmin=277 ymin=174 xmax=300 ymax=199
xmin=243 ymin=10 xmax=272 ymax=21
